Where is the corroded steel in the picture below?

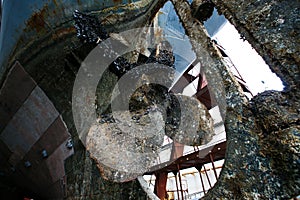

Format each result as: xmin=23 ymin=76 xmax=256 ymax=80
xmin=0 ymin=0 xmax=298 ymax=199
xmin=0 ymin=1 xmax=166 ymax=197
xmin=171 ymin=0 xmax=299 ymax=199
xmin=212 ymin=0 xmax=300 ymax=90
xmin=0 ymin=62 xmax=36 ymax=132
xmin=146 ymin=141 xmax=226 ymax=174
xmin=0 ymin=0 xmax=165 ymax=83
xmin=0 ymin=62 xmax=73 ymax=199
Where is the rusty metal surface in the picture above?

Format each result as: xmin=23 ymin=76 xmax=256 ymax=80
xmin=12 ymin=116 xmax=73 ymax=198
xmin=0 ymin=1 xmax=165 ymax=198
xmin=26 ymin=116 xmax=71 ymax=160
xmin=194 ymin=85 xmax=216 ymax=109
xmin=0 ymin=60 xmax=73 ymax=198
xmin=0 ymin=0 xmax=164 ymax=84
xmin=146 ymin=141 xmax=226 ymax=174
xmin=0 ymin=62 xmax=36 ymax=132
xmin=0 ymin=86 xmax=59 ymax=166
xmin=171 ymin=0 xmax=299 ymax=199
xmin=46 ymin=139 xmax=74 ymax=183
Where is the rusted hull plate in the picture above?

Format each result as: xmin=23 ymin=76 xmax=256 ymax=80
xmin=1 ymin=86 xmax=59 ymax=166
xmin=23 ymin=116 xmax=71 ymax=163
xmin=46 ymin=140 xmax=74 ymax=183
xmin=0 ymin=62 xmax=36 ymax=132
xmin=0 ymin=62 xmax=73 ymax=198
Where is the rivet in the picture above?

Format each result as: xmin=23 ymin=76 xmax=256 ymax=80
xmin=41 ymin=149 xmax=48 ymax=158
xmin=66 ymin=139 xmax=73 ymax=149
xmin=24 ymin=161 xmax=31 ymax=168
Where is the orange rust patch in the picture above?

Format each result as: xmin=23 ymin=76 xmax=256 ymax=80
xmin=27 ymin=6 xmax=48 ymax=33
xmin=52 ymin=27 xmax=76 ymax=39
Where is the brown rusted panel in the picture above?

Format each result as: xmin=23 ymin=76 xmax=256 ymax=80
xmin=154 ymin=172 xmax=168 ymax=200
xmin=194 ymin=85 xmax=217 ymax=109
xmin=46 ymin=154 xmax=65 ymax=186
xmin=46 ymin=140 xmax=74 ymax=183
xmin=183 ymin=73 xmax=197 ymax=83
xmin=171 ymin=76 xmax=190 ymax=93
xmin=11 ymin=115 xmax=72 ymax=198
xmin=40 ymin=116 xmax=71 ymax=155
xmin=198 ymin=74 xmax=207 ymax=90
xmin=15 ymin=139 xmax=72 ymax=199
xmin=0 ymin=86 xmax=59 ymax=166
xmin=0 ymin=62 xmax=36 ymax=132
xmin=171 ymin=63 xmax=199 ymax=93
xmin=22 ymin=116 xmax=71 ymax=165
xmin=170 ymin=142 xmax=184 ymax=160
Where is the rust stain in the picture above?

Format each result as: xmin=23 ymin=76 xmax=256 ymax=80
xmin=96 ymin=163 xmax=109 ymax=181
xmin=27 ymin=5 xmax=48 ymax=33
xmin=52 ymin=27 xmax=76 ymax=39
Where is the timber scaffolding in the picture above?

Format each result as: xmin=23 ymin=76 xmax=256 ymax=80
xmin=143 ymin=48 xmax=251 ymax=200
